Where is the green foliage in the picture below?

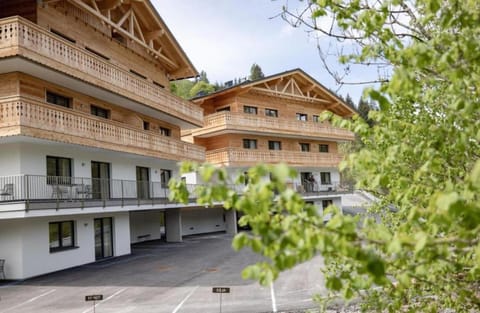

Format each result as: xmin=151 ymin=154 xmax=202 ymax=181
xmin=171 ymin=0 xmax=480 ymax=311
xmin=170 ymin=70 xmax=215 ymax=99
xmin=249 ymin=63 xmax=265 ymax=81
xmin=170 ymin=79 xmax=195 ymax=99
xmin=189 ymin=81 xmax=215 ymax=98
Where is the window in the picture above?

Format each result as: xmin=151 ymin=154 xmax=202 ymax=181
xmin=322 ymin=199 xmax=333 ymax=208
xmin=320 ymin=172 xmax=331 ymax=185
xmin=85 ymin=47 xmax=109 ymax=60
xmin=300 ymin=143 xmax=310 ymax=152
xmin=49 ymin=221 xmax=75 ymax=252
xmin=143 ymin=121 xmax=150 ymax=130
xmin=243 ymin=106 xmax=258 ymax=114
xmin=90 ymin=105 xmax=110 ymax=119
xmin=243 ymin=139 xmax=257 ymax=149
xmin=313 ymin=115 xmax=320 ymax=123
xmin=319 ymin=144 xmax=329 ymax=153
xmin=47 ymin=156 xmax=72 ymax=184
xmin=216 ymin=106 xmax=231 ymax=112
xmin=296 ymin=113 xmax=308 ymax=121
xmin=130 ymin=69 xmax=147 ymax=79
xmin=265 ymin=108 xmax=278 ymax=117
xmin=160 ymin=127 xmax=171 ymax=137
xmin=153 ymin=81 xmax=165 ymax=88
xmin=268 ymin=141 xmax=282 ymax=150
xmin=46 ymin=91 xmax=71 ymax=108
xmin=112 ymin=32 xmax=125 ymax=45
xmin=50 ymin=29 xmax=76 ymax=43
xmin=160 ymin=169 xmax=172 ymax=188
xmin=243 ymin=172 xmax=249 ymax=185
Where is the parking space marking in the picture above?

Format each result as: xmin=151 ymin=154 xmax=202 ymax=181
xmin=270 ymin=283 xmax=277 ymax=313
xmin=80 ymin=288 xmax=127 ymax=313
xmin=0 ymin=289 xmax=56 ymax=313
xmin=171 ymin=286 xmax=198 ymax=313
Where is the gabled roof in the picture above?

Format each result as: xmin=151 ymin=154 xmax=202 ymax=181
xmin=62 ymin=0 xmax=197 ymax=79
xmin=193 ymin=69 xmax=357 ymax=117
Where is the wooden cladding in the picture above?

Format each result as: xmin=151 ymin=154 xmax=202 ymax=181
xmin=0 ymin=17 xmax=203 ymax=126
xmin=193 ymin=111 xmax=355 ymax=141
xmin=206 ymin=148 xmax=343 ymax=167
xmin=0 ymin=97 xmax=205 ymax=162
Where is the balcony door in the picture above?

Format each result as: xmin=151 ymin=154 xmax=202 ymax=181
xmin=300 ymin=172 xmax=315 ymax=192
xmin=94 ymin=217 xmax=113 ymax=260
xmin=91 ymin=161 xmax=110 ymax=200
xmin=136 ymin=166 xmax=150 ymax=199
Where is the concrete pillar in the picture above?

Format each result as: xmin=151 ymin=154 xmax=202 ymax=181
xmin=224 ymin=209 xmax=237 ymax=236
xmin=165 ymin=209 xmax=182 ymax=242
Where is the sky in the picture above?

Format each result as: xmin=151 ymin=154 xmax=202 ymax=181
xmin=152 ymin=0 xmax=378 ymax=104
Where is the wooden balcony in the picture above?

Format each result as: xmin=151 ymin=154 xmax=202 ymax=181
xmin=206 ymin=148 xmax=344 ymax=167
xmin=0 ymin=17 xmax=203 ymax=127
xmin=192 ymin=111 xmax=355 ymax=141
xmin=0 ymin=97 xmax=205 ymax=162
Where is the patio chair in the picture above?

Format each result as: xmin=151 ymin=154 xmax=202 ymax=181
xmin=52 ymin=185 xmax=69 ymax=199
xmin=0 ymin=259 xmax=5 ymax=279
xmin=76 ymin=184 xmax=92 ymax=198
xmin=0 ymin=183 xmax=13 ymax=199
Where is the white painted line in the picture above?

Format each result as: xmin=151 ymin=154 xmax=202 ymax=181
xmin=0 ymin=289 xmax=56 ymax=313
xmin=270 ymin=283 xmax=277 ymax=313
xmin=172 ymin=286 xmax=199 ymax=313
xmin=80 ymin=288 xmax=127 ymax=313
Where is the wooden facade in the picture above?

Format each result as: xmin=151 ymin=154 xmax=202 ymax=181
xmin=0 ymin=0 xmax=205 ymax=161
xmin=189 ymin=69 xmax=356 ymax=167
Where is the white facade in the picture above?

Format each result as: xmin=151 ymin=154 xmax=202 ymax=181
xmin=0 ymin=212 xmax=130 ymax=279
xmin=0 ymin=141 xmax=238 ymax=279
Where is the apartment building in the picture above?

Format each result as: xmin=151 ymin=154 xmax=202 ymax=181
xmin=0 ymin=0 xmax=239 ymax=280
xmin=183 ymin=69 xmax=356 ymax=218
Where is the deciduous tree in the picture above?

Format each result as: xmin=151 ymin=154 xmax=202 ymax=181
xmin=171 ymin=0 xmax=480 ymax=311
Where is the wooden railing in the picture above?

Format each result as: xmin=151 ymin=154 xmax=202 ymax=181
xmin=195 ymin=111 xmax=355 ymax=140
xmin=0 ymin=97 xmax=205 ymax=161
xmin=0 ymin=16 xmax=203 ymax=126
xmin=206 ymin=148 xmax=344 ymax=167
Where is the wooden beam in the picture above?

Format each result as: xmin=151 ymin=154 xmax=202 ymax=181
xmin=116 ymin=8 xmax=131 ymax=28
xmin=291 ymin=79 xmax=304 ymax=96
xmin=251 ymin=87 xmax=330 ymax=103
xmin=281 ymin=78 xmax=292 ymax=93
xmin=66 ymin=0 xmax=178 ymax=69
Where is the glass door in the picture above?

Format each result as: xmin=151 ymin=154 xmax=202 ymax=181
xmin=136 ymin=166 xmax=150 ymax=199
xmin=94 ymin=217 xmax=113 ymax=260
xmin=91 ymin=161 xmax=110 ymax=200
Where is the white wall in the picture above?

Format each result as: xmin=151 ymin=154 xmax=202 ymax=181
xmin=310 ymin=196 xmax=342 ymax=221
xmin=0 ymin=143 xmax=21 ymax=176
xmin=129 ymin=211 xmax=162 ymax=243
xmin=181 ymin=207 xmax=226 ymax=236
xmin=0 ymin=212 xmax=131 ymax=279
xmin=16 ymin=142 xmax=178 ymax=181
xmin=0 ymin=219 xmax=24 ymax=279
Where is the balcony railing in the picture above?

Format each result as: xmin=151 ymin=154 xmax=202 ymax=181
xmin=0 ymin=97 xmax=205 ymax=162
xmin=206 ymin=148 xmax=344 ymax=167
xmin=193 ymin=112 xmax=355 ymax=140
xmin=0 ymin=16 xmax=203 ymax=126
xmin=0 ymin=175 xmax=352 ymax=211
xmin=0 ymin=175 xmax=197 ymax=210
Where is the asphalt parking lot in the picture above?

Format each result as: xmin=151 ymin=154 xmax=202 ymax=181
xmin=0 ymin=233 xmax=326 ymax=313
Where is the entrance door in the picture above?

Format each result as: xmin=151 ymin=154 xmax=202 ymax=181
xmin=136 ymin=166 xmax=150 ymax=199
xmin=94 ymin=217 xmax=113 ymax=260
xmin=91 ymin=161 xmax=110 ymax=200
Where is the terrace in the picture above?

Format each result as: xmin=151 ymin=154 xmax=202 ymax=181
xmin=0 ymin=175 xmax=352 ymax=212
